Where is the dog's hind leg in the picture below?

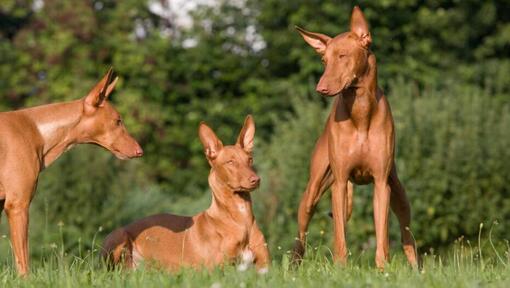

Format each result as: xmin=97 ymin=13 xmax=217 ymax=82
xmin=0 ymin=199 xmax=4 ymax=222
xmin=292 ymin=131 xmax=333 ymax=264
xmin=388 ymin=163 xmax=419 ymax=268
xmin=101 ymin=228 xmax=134 ymax=270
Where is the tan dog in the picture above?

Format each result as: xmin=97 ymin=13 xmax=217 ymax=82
xmin=0 ymin=68 xmax=143 ymax=275
xmin=291 ymin=7 xmax=418 ymax=270
xmin=102 ymin=115 xmax=270 ymax=273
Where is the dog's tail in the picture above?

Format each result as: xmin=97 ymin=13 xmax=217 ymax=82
xmin=101 ymin=228 xmax=133 ymax=270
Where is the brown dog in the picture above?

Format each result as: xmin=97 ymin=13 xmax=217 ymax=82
xmin=102 ymin=115 xmax=270 ymax=273
xmin=0 ymin=68 xmax=143 ymax=275
xmin=292 ymin=7 xmax=418 ymax=269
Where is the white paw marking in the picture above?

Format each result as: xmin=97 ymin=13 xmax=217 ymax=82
xmin=132 ymin=245 xmax=143 ymax=268
xmin=257 ymin=267 xmax=269 ymax=274
xmin=237 ymin=250 xmax=254 ymax=271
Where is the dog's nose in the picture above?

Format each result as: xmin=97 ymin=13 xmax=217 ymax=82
xmin=249 ymin=175 xmax=260 ymax=186
xmin=316 ymin=85 xmax=330 ymax=95
xmin=135 ymin=146 xmax=144 ymax=157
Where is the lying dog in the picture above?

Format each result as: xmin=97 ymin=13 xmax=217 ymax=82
xmin=102 ymin=115 xmax=270 ymax=273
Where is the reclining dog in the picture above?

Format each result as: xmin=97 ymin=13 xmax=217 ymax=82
xmin=102 ymin=115 xmax=270 ymax=273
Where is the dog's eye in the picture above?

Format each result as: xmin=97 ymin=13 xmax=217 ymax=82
xmin=116 ymin=119 xmax=123 ymax=126
xmin=226 ymin=160 xmax=234 ymax=165
xmin=338 ymin=54 xmax=346 ymax=59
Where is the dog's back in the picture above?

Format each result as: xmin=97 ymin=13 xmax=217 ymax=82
xmin=102 ymin=213 xmax=194 ymax=269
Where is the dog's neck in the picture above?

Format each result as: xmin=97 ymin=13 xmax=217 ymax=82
xmin=205 ymin=170 xmax=255 ymax=229
xmin=22 ymin=100 xmax=84 ymax=168
xmin=335 ymin=53 xmax=379 ymax=132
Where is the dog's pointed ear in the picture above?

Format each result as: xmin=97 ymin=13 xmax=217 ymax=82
xmin=105 ymin=76 xmax=119 ymax=99
xmin=84 ymin=67 xmax=115 ymax=110
xmin=236 ymin=115 xmax=255 ymax=154
xmin=296 ymin=26 xmax=331 ymax=55
xmin=199 ymin=122 xmax=223 ymax=160
xmin=350 ymin=6 xmax=372 ymax=49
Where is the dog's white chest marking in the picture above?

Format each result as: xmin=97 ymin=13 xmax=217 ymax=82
xmin=237 ymin=203 xmax=247 ymax=214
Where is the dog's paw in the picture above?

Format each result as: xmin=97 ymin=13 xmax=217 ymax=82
xmin=257 ymin=267 xmax=269 ymax=275
xmin=236 ymin=250 xmax=254 ymax=272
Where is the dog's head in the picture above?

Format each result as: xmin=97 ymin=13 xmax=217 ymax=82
xmin=199 ymin=115 xmax=260 ymax=193
xmin=79 ymin=68 xmax=143 ymax=160
xmin=297 ymin=6 xmax=372 ymax=96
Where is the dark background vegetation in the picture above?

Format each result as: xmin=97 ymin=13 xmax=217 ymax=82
xmin=0 ymin=0 xmax=509 ymax=263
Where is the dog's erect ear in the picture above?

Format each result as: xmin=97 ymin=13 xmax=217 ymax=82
xmin=236 ymin=115 xmax=255 ymax=154
xmin=84 ymin=67 xmax=115 ymax=110
xmin=350 ymin=6 xmax=372 ymax=49
xmin=296 ymin=26 xmax=331 ymax=55
xmin=199 ymin=122 xmax=223 ymax=160
xmin=105 ymin=76 xmax=119 ymax=99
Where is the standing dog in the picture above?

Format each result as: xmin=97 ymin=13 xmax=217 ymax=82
xmin=0 ymin=68 xmax=143 ymax=275
xmin=292 ymin=7 xmax=418 ymax=269
xmin=102 ymin=115 xmax=270 ymax=273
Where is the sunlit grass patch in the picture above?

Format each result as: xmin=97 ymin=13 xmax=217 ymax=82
xmin=0 ymin=238 xmax=509 ymax=288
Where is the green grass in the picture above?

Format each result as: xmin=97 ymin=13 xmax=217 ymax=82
xmin=0 ymin=242 xmax=509 ymax=288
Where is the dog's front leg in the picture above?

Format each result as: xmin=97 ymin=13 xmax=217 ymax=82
xmin=2 ymin=165 xmax=38 ymax=276
xmin=331 ymin=179 xmax=349 ymax=265
xmin=248 ymin=222 xmax=270 ymax=274
xmin=373 ymin=177 xmax=391 ymax=270
xmin=5 ymin=201 xmax=30 ymax=276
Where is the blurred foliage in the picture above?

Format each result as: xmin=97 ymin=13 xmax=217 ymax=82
xmin=0 ymin=0 xmax=509 ymax=261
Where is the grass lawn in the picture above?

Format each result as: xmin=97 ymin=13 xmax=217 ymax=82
xmin=0 ymin=242 xmax=508 ymax=288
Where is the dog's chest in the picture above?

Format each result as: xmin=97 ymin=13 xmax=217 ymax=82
xmin=338 ymin=91 xmax=375 ymax=129
xmin=218 ymin=226 xmax=251 ymax=260
xmin=221 ymin=232 xmax=254 ymax=270
xmin=330 ymin=109 xmax=391 ymax=184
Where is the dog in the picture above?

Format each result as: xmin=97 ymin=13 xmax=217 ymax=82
xmin=0 ymin=68 xmax=143 ymax=275
xmin=102 ymin=115 xmax=270 ymax=273
xmin=291 ymin=6 xmax=418 ymax=270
